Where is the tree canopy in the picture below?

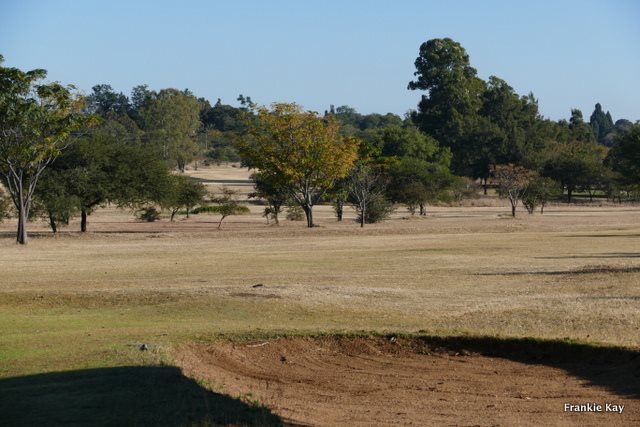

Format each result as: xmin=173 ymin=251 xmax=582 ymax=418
xmin=239 ymin=103 xmax=359 ymax=227
xmin=0 ymin=55 xmax=92 ymax=243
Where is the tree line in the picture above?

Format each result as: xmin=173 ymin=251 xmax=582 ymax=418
xmin=1 ymin=38 xmax=640 ymax=243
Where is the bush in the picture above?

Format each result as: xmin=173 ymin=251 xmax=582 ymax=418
xmin=358 ymin=194 xmax=394 ymax=224
xmin=0 ymin=189 xmax=11 ymax=222
xmin=286 ymin=205 xmax=304 ymax=221
xmin=137 ymin=206 xmax=161 ymax=222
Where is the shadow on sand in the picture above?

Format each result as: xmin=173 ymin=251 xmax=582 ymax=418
xmin=0 ymin=365 xmax=287 ymax=426
xmin=412 ymin=335 xmax=640 ymax=398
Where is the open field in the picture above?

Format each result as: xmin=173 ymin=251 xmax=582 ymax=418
xmin=0 ymin=164 xmax=639 ymax=425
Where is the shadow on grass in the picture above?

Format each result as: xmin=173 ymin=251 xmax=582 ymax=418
xmin=478 ymin=265 xmax=640 ymax=276
xmin=535 ymin=252 xmax=640 ymax=259
xmin=410 ymin=335 xmax=640 ymax=398
xmin=0 ymin=366 xmax=286 ymax=426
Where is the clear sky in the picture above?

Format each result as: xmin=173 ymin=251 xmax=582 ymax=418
xmin=1 ymin=0 xmax=639 ymax=121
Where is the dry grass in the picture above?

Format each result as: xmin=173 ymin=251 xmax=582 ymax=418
xmin=0 ymin=165 xmax=639 ymax=378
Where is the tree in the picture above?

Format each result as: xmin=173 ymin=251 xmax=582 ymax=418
xmin=522 ymin=177 xmax=560 ymax=214
xmin=239 ymin=103 xmax=359 ymax=227
xmin=362 ymin=123 xmax=445 ymax=162
xmin=542 ymin=140 xmax=606 ymax=203
xmin=140 ymin=88 xmax=202 ymax=172
xmin=408 ymin=38 xmax=484 ymax=163
xmin=606 ymin=124 xmax=640 ymax=186
xmin=0 ymin=56 xmax=90 ymax=244
xmin=86 ymin=84 xmax=130 ymax=116
xmin=162 ymin=175 xmax=207 ymax=221
xmin=589 ymin=103 xmax=614 ymax=145
xmin=248 ymin=171 xmax=289 ymax=225
xmin=494 ymin=164 xmax=536 ymax=217
xmin=348 ymin=162 xmax=387 ymax=227
xmin=37 ymin=122 xmax=172 ymax=232
xmin=206 ymin=187 xmax=250 ymax=229
xmin=387 ymin=157 xmax=455 ymax=216
xmin=568 ymin=109 xmax=596 ymax=143
xmin=32 ymin=167 xmax=79 ymax=232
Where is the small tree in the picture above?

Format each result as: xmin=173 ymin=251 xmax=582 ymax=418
xmin=523 ymin=177 xmax=561 ymax=214
xmin=329 ymin=177 xmax=349 ymax=221
xmin=32 ymin=169 xmax=79 ymax=233
xmin=360 ymin=193 xmax=394 ymax=224
xmin=285 ymin=205 xmax=304 ymax=221
xmin=249 ymin=171 xmax=288 ymax=225
xmin=163 ymin=175 xmax=207 ymax=221
xmin=451 ymin=176 xmax=479 ymax=204
xmin=348 ymin=162 xmax=387 ymax=227
xmin=494 ymin=164 xmax=536 ymax=217
xmin=210 ymin=187 xmax=249 ymax=229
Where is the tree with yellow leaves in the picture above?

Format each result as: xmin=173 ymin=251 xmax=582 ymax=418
xmin=239 ymin=103 xmax=359 ymax=227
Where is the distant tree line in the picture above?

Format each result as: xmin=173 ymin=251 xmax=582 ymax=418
xmin=2 ymin=38 xmax=640 ymax=242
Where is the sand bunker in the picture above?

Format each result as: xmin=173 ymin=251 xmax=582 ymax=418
xmin=175 ymin=336 xmax=639 ymax=426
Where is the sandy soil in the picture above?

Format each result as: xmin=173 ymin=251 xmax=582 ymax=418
xmin=176 ymin=336 xmax=639 ymax=427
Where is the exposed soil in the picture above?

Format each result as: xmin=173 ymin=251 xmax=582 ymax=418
xmin=175 ymin=336 xmax=639 ymax=427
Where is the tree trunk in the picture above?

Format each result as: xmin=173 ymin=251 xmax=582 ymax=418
xmin=336 ymin=200 xmax=343 ymax=221
xmin=81 ymin=209 xmax=88 ymax=232
xmin=511 ymin=204 xmax=516 ymax=217
xmin=419 ymin=203 xmax=426 ymax=216
xmin=48 ymin=211 xmax=58 ymax=233
xmin=16 ymin=205 xmax=28 ymax=244
xmin=171 ymin=210 xmax=177 ymax=222
xmin=540 ymin=203 xmax=545 ymax=215
xmin=483 ymin=177 xmax=488 ymax=195
xmin=303 ymin=204 xmax=314 ymax=228
xmin=360 ymin=206 xmax=365 ymax=228
xmin=567 ymin=188 xmax=573 ymax=204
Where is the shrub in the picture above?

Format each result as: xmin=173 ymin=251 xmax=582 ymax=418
xmin=137 ymin=206 xmax=161 ymax=222
xmin=286 ymin=205 xmax=305 ymax=221
xmin=358 ymin=193 xmax=394 ymax=224
xmin=0 ymin=189 xmax=11 ymax=222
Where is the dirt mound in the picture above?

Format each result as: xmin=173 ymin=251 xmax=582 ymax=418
xmin=174 ymin=336 xmax=639 ymax=426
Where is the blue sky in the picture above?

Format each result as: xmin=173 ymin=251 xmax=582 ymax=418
xmin=1 ymin=0 xmax=639 ymax=121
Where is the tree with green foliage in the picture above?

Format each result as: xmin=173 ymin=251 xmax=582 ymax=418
xmin=0 ymin=56 xmax=91 ymax=244
xmin=162 ymin=175 xmax=207 ymax=221
xmin=86 ymin=84 xmax=131 ymax=116
xmin=408 ymin=38 xmax=484 ymax=158
xmin=589 ymin=103 xmax=614 ymax=145
xmin=32 ymin=168 xmax=79 ymax=232
xmin=606 ymin=124 xmax=640 ymax=187
xmin=248 ymin=171 xmax=289 ymax=225
xmin=0 ymin=188 xmax=10 ymax=222
xmin=494 ymin=164 xmax=536 ymax=217
xmin=203 ymin=187 xmax=250 ymax=229
xmin=141 ymin=88 xmax=202 ymax=172
xmin=36 ymin=121 xmax=172 ymax=232
xmin=568 ymin=109 xmax=596 ymax=143
xmin=239 ymin=103 xmax=359 ymax=227
xmin=362 ymin=124 xmax=446 ymax=162
xmin=522 ymin=177 xmax=561 ymax=214
xmin=542 ymin=140 xmax=606 ymax=203
xmin=348 ymin=162 xmax=388 ymax=227
xmin=387 ymin=157 xmax=456 ymax=216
